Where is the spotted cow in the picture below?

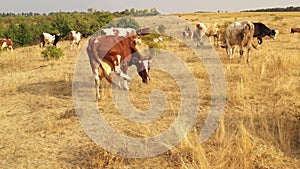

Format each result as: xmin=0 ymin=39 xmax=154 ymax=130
xmin=221 ymin=21 xmax=257 ymax=64
xmin=0 ymin=39 xmax=14 ymax=51
xmin=87 ymin=35 xmax=150 ymax=100
xmin=69 ymin=31 xmax=81 ymax=49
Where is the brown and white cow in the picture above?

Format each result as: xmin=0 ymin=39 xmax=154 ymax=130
xmin=221 ymin=21 xmax=257 ymax=64
xmin=194 ymin=22 xmax=219 ymax=47
xmin=291 ymin=28 xmax=300 ymax=33
xmin=69 ymin=31 xmax=81 ymax=49
xmin=87 ymin=35 xmax=150 ymax=100
xmin=0 ymin=39 xmax=14 ymax=51
xmin=40 ymin=32 xmax=61 ymax=48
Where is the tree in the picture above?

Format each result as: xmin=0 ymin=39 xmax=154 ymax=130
xmin=52 ymin=12 xmax=72 ymax=36
xmin=115 ymin=17 xmax=140 ymax=29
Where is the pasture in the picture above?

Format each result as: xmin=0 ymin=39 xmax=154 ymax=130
xmin=0 ymin=12 xmax=299 ymax=168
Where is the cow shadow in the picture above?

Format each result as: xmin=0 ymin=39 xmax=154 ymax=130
xmin=18 ymin=80 xmax=72 ymax=99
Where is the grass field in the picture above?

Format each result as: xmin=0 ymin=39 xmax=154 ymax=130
xmin=0 ymin=12 xmax=299 ymax=168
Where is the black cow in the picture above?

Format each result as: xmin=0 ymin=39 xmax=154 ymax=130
xmin=253 ymin=22 xmax=278 ymax=45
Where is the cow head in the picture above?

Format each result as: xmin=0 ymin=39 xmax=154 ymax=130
xmin=127 ymin=36 xmax=150 ymax=83
xmin=270 ymin=29 xmax=279 ymax=40
xmin=131 ymin=56 xmax=150 ymax=83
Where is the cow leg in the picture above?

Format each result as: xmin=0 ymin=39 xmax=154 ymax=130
xmin=94 ymin=69 xmax=101 ymax=101
xmin=115 ymin=74 xmax=123 ymax=89
xmin=228 ymin=45 xmax=234 ymax=60
xmin=214 ymin=35 xmax=218 ymax=47
xmin=258 ymin=37 xmax=263 ymax=45
xmin=246 ymin=47 xmax=251 ymax=64
xmin=238 ymin=48 xmax=244 ymax=64
xmin=123 ymin=80 xmax=129 ymax=91
xmin=229 ymin=48 xmax=234 ymax=60
xmin=114 ymin=55 xmax=122 ymax=74
xmin=70 ymin=41 xmax=74 ymax=50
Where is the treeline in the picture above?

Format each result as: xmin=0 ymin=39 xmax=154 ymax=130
xmin=112 ymin=8 xmax=159 ymax=17
xmin=0 ymin=8 xmax=159 ymax=48
xmin=0 ymin=8 xmax=159 ymax=18
xmin=243 ymin=6 xmax=300 ymax=12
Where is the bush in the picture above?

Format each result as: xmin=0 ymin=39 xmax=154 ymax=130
xmin=158 ymin=24 xmax=166 ymax=34
xmin=41 ymin=46 xmax=64 ymax=60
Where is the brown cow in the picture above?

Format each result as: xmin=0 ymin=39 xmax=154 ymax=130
xmin=291 ymin=28 xmax=300 ymax=33
xmin=0 ymin=39 xmax=14 ymax=51
xmin=87 ymin=35 xmax=150 ymax=100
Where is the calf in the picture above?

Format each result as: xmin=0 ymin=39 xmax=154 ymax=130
xmin=40 ymin=33 xmax=61 ymax=48
xmin=69 ymin=31 xmax=81 ymax=49
xmin=291 ymin=28 xmax=300 ymax=33
xmin=221 ymin=21 xmax=257 ymax=64
xmin=253 ymin=22 xmax=278 ymax=45
xmin=0 ymin=39 xmax=14 ymax=51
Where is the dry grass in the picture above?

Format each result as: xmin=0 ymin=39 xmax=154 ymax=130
xmin=0 ymin=12 xmax=299 ymax=168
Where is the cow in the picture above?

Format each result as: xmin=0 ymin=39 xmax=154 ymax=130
xmin=136 ymin=27 xmax=157 ymax=36
xmin=87 ymin=35 xmax=150 ymax=100
xmin=194 ymin=22 xmax=207 ymax=47
xmin=194 ymin=22 xmax=219 ymax=47
xmin=221 ymin=21 xmax=257 ymax=64
xmin=291 ymin=28 xmax=300 ymax=33
xmin=182 ymin=26 xmax=193 ymax=39
xmin=40 ymin=33 xmax=61 ymax=48
xmin=0 ymin=39 xmax=14 ymax=51
xmin=100 ymin=28 xmax=136 ymax=37
xmin=69 ymin=30 xmax=81 ymax=49
xmin=253 ymin=22 xmax=279 ymax=45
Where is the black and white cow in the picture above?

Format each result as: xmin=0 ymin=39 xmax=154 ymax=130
xmin=253 ymin=22 xmax=279 ymax=45
xmin=40 ymin=33 xmax=62 ymax=48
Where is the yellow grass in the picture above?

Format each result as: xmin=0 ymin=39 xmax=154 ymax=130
xmin=0 ymin=12 xmax=299 ymax=168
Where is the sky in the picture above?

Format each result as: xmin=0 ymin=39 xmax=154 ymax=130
xmin=1 ymin=0 xmax=300 ymax=14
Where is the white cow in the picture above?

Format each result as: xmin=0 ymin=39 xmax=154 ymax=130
xmin=221 ymin=21 xmax=257 ymax=64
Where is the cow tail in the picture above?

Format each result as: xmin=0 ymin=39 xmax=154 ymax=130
xmin=251 ymin=41 xmax=258 ymax=50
